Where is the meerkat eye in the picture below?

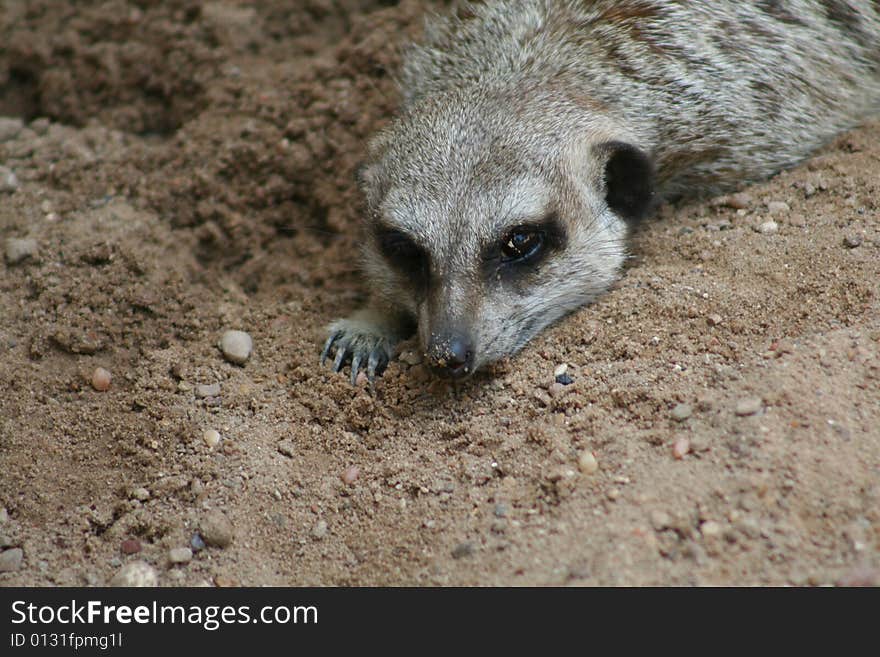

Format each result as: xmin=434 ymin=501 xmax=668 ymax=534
xmin=500 ymin=228 xmax=545 ymax=262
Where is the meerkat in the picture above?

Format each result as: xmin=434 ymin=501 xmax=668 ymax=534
xmin=321 ymin=0 xmax=880 ymax=383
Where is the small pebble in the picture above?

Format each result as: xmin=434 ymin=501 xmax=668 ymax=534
xmin=706 ymin=314 xmax=723 ymax=327
xmin=756 ymin=220 xmax=779 ymax=234
xmin=672 ymin=437 xmax=690 ymax=459
xmin=341 ymin=466 xmax=360 ymax=485
xmin=203 ymin=429 xmax=221 ymax=448
xmin=277 ymin=440 xmax=295 ymax=457
xmin=766 ymin=201 xmax=790 ymax=215
xmin=168 ymin=547 xmax=193 ymax=564
xmin=91 ymin=367 xmax=112 ymax=391
xmin=0 ymin=117 xmax=23 ymax=142
xmin=700 ymin=521 xmax=723 ymax=538
xmin=735 ymin=397 xmax=763 ymax=416
xmin=553 ymin=363 xmax=568 ymax=378
xmin=803 ymin=182 xmax=817 ymax=198
xmin=843 ymin=235 xmax=862 ymax=249
xmin=190 ymin=533 xmax=206 ymax=552
xmin=109 ymin=561 xmax=157 ymax=587
xmin=0 ymin=507 xmax=8 ymax=524
xmin=577 ymin=450 xmax=599 ymax=475
xmin=547 ymin=382 xmax=570 ymax=399
xmin=651 ymin=510 xmax=672 ymax=531
xmin=0 ymin=166 xmax=19 ymax=192
xmin=195 ymin=382 xmax=221 ymax=398
xmin=4 ymin=237 xmax=37 ymax=264
xmin=718 ymin=192 xmax=753 ymax=210
xmin=120 ymin=539 xmax=142 ymax=555
xmin=0 ymin=548 xmax=23 ymax=572
xmin=131 ymin=487 xmax=150 ymax=501
xmin=200 ymin=510 xmax=234 ymax=548
xmin=555 ymin=372 xmax=574 ymax=386
xmin=671 ymin=403 xmax=692 ymax=422
xmin=493 ymin=503 xmax=509 ymax=518
xmin=312 ymin=520 xmax=328 ymax=539
xmin=219 ymin=330 xmax=253 ymax=365
xmin=532 ymin=388 xmax=552 ymax=407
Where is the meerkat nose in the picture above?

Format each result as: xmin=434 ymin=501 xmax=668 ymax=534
xmin=427 ymin=334 xmax=475 ymax=379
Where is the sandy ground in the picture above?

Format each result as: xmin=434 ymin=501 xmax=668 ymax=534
xmin=1 ymin=0 xmax=878 ymax=587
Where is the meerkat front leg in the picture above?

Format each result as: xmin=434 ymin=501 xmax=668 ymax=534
xmin=321 ymin=302 xmax=415 ymax=384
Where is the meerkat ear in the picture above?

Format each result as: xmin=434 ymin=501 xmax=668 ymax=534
xmin=598 ymin=141 xmax=656 ymax=223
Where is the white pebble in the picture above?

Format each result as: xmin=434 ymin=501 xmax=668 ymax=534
xmin=671 ymin=403 xmax=692 ymax=421
xmin=131 ymin=487 xmax=150 ymax=501
xmin=341 ymin=466 xmax=360 ymax=485
xmin=110 ymin=561 xmax=157 ymax=587
xmin=4 ymin=237 xmax=37 ymax=264
xmin=312 ymin=519 xmax=328 ymax=539
xmin=651 ymin=510 xmax=672 ymax=531
xmin=553 ymin=363 xmax=568 ymax=378
xmin=578 ymin=451 xmax=599 ymax=475
xmin=0 ymin=166 xmax=18 ymax=192
xmin=0 ymin=548 xmax=23 ymax=572
xmin=756 ymin=220 xmax=779 ymax=234
xmin=195 ymin=382 xmax=221 ymax=398
xmin=672 ymin=438 xmax=690 ymax=459
xmin=735 ymin=397 xmax=763 ymax=416
xmin=766 ymin=201 xmax=790 ymax=215
xmin=168 ymin=547 xmax=193 ymax=564
xmin=203 ymin=429 xmax=221 ymax=448
xmin=700 ymin=521 xmax=723 ymax=539
xmin=219 ymin=330 xmax=253 ymax=365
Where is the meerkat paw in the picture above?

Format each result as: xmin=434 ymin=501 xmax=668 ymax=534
xmin=320 ymin=308 xmax=413 ymax=384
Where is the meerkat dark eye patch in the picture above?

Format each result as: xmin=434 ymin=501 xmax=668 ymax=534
xmin=599 ymin=141 xmax=656 ymax=224
xmin=375 ymin=227 xmax=430 ymax=287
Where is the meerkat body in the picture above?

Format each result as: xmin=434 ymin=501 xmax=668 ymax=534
xmin=322 ymin=0 xmax=880 ymax=382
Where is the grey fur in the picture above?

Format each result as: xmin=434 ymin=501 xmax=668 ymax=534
xmin=323 ymin=0 xmax=880 ymax=381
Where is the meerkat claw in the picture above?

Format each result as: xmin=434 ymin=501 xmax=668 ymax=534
xmin=320 ymin=331 xmax=342 ymax=366
xmin=350 ymin=353 xmax=363 ymax=385
xmin=332 ymin=343 xmax=348 ymax=373
xmin=367 ymin=348 xmax=387 ymax=383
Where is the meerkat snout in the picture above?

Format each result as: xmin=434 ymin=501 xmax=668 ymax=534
xmin=425 ymin=332 xmax=475 ymax=378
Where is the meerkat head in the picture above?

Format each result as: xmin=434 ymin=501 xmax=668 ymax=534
xmin=359 ymin=87 xmax=655 ymax=379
